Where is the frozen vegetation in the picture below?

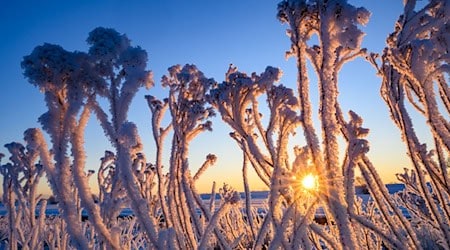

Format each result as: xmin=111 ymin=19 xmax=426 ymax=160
xmin=0 ymin=0 xmax=449 ymax=249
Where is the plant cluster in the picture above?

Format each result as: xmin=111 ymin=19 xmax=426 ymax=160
xmin=1 ymin=0 xmax=448 ymax=249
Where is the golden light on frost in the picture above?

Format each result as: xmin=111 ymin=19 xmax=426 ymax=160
xmin=301 ymin=173 xmax=318 ymax=191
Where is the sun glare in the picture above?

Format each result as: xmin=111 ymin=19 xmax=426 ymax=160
xmin=301 ymin=173 xmax=318 ymax=191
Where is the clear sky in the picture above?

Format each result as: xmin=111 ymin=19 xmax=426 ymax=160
xmin=0 ymin=0 xmax=421 ymax=194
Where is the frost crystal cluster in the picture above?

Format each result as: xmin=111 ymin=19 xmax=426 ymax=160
xmin=0 ymin=0 xmax=448 ymax=249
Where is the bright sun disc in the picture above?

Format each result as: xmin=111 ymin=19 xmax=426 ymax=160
xmin=301 ymin=174 xmax=318 ymax=191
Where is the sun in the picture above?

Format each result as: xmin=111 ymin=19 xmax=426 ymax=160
xmin=301 ymin=173 xmax=318 ymax=191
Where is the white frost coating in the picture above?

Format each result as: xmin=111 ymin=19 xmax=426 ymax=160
xmin=209 ymin=65 xmax=287 ymax=190
xmin=193 ymin=154 xmax=217 ymax=182
xmin=0 ymin=139 xmax=46 ymax=249
xmin=19 ymin=27 xmax=154 ymax=249
xmin=274 ymin=0 xmax=374 ymax=248
xmin=21 ymin=42 xmax=94 ymax=249
xmin=86 ymin=27 xmax=153 ymax=145
xmin=71 ymin=106 xmax=121 ymax=249
xmin=86 ymin=27 xmax=157 ymax=249
xmin=242 ymin=154 xmax=256 ymax=241
xmin=159 ymin=64 xmax=219 ymax=248
xmin=198 ymin=184 xmax=239 ymax=249
xmin=374 ymin=0 xmax=450 ymax=248
xmin=116 ymin=122 xmax=160 ymax=247
xmin=146 ymin=94 xmax=172 ymax=229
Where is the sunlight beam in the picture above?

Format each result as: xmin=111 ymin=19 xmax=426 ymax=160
xmin=301 ymin=173 xmax=318 ymax=191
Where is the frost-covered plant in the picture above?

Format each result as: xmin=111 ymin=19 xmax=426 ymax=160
xmin=6 ymin=1 xmax=448 ymax=249
xmin=198 ymin=183 xmax=241 ymax=249
xmin=209 ymin=65 xmax=310 ymax=247
xmin=276 ymin=0 xmax=374 ymax=247
xmin=144 ymin=94 xmax=171 ymax=229
xmin=41 ymin=216 xmax=70 ymax=250
xmin=20 ymin=41 xmax=108 ymax=248
xmin=145 ymin=64 xmax=238 ymax=249
xmin=0 ymin=141 xmax=46 ymax=250
xmin=0 ymin=216 xmax=8 ymax=245
xmin=85 ymin=27 xmax=159 ymax=248
xmin=371 ymin=0 xmax=450 ymax=248
xmin=208 ymin=0 xmax=419 ymax=248
xmin=97 ymin=150 xmax=129 ymax=228
xmin=20 ymin=27 xmax=152 ymax=249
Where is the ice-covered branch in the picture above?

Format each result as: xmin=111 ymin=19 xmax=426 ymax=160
xmin=378 ymin=0 xmax=450 ymax=248
xmin=116 ymin=122 xmax=159 ymax=247
xmin=145 ymin=94 xmax=172 ymax=229
xmin=71 ymin=105 xmax=121 ymax=249
xmin=277 ymin=0 xmax=372 ymax=248
xmin=0 ymin=139 xmax=46 ymax=249
xmin=20 ymin=27 xmax=155 ymax=249
xmin=209 ymin=66 xmax=286 ymax=188
xmin=87 ymin=27 xmax=153 ymax=145
xmin=21 ymin=42 xmax=93 ymax=248
xmin=160 ymin=64 xmax=217 ymax=247
xmin=193 ymin=154 xmax=217 ymax=182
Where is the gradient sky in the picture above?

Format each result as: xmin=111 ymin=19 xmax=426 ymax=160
xmin=0 ymin=0 xmax=423 ymax=193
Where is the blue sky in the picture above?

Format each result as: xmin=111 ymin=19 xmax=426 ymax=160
xmin=0 ymin=1 xmax=416 ymax=193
